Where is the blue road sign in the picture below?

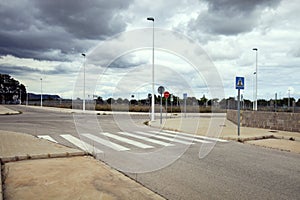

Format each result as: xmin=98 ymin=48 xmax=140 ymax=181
xmin=183 ymin=93 xmax=187 ymax=99
xmin=236 ymin=77 xmax=245 ymax=90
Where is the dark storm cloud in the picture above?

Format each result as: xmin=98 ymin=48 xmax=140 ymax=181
xmin=0 ymin=65 xmax=41 ymax=76
xmin=0 ymin=0 xmax=132 ymax=61
xmin=189 ymin=0 xmax=281 ymax=35
xmin=0 ymin=63 xmax=78 ymax=76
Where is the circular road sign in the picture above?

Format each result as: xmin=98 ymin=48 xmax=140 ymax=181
xmin=158 ymin=86 xmax=165 ymax=95
xmin=164 ymin=91 xmax=170 ymax=98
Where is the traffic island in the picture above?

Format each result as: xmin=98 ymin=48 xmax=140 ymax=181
xmin=149 ymin=116 xmax=300 ymax=154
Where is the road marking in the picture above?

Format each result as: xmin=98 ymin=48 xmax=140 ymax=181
xmin=101 ymin=132 xmax=154 ymax=149
xmin=119 ymin=132 xmax=175 ymax=147
xmin=60 ymin=134 xmax=103 ymax=154
xmin=135 ymin=131 xmax=194 ymax=145
xmin=150 ymin=131 xmax=211 ymax=144
xmin=82 ymin=133 xmax=129 ymax=151
xmin=37 ymin=135 xmax=58 ymax=143
xmin=162 ymin=130 xmax=228 ymax=142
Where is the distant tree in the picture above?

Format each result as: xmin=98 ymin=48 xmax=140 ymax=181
xmin=0 ymin=74 xmax=27 ymax=104
xmin=296 ymin=99 xmax=300 ymax=107
xmin=198 ymin=95 xmax=208 ymax=106
xmin=116 ymin=98 xmax=123 ymax=104
xmin=96 ymin=96 xmax=104 ymax=104
xmin=123 ymin=98 xmax=129 ymax=104
xmin=130 ymin=99 xmax=138 ymax=105
xmin=258 ymin=99 xmax=268 ymax=107
xmin=106 ymin=98 xmax=115 ymax=104
xmin=219 ymin=98 xmax=226 ymax=109
xmin=207 ymin=98 xmax=219 ymax=106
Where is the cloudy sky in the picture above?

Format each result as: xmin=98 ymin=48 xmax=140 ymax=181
xmin=0 ymin=0 xmax=299 ymax=101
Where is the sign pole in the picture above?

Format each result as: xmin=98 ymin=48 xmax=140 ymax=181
xmin=237 ymin=89 xmax=241 ymax=137
xmin=170 ymin=94 xmax=173 ymax=116
xmin=166 ymin=97 xmax=167 ymax=117
xmin=158 ymin=86 xmax=165 ymax=125
xmin=160 ymin=95 xmax=162 ymax=124
xmin=236 ymin=76 xmax=245 ymax=137
xmin=183 ymin=93 xmax=187 ymax=118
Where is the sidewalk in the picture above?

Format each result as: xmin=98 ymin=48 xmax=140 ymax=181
xmin=0 ymin=130 xmax=164 ymax=200
xmin=0 ymin=105 xmax=20 ymax=115
xmin=150 ymin=116 xmax=300 ymax=154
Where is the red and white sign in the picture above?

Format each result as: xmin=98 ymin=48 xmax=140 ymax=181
xmin=164 ymin=91 xmax=170 ymax=98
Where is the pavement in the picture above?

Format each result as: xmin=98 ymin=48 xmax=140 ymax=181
xmin=0 ymin=106 xmax=20 ymax=115
xmin=0 ymin=105 xmax=164 ymax=200
xmin=1 ymin=105 xmax=299 ymax=199
xmin=150 ymin=114 xmax=300 ymax=154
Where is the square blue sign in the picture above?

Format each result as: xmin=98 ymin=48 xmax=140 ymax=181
xmin=236 ymin=77 xmax=245 ymax=90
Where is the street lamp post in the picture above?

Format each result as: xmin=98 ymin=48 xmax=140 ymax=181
xmin=19 ymin=89 xmax=22 ymax=105
xmin=40 ymin=78 xmax=43 ymax=107
xmin=288 ymin=89 xmax=291 ymax=108
xmin=253 ymin=48 xmax=258 ymax=111
xmin=147 ymin=17 xmax=155 ymax=121
xmin=253 ymin=72 xmax=256 ymax=110
xmin=82 ymin=53 xmax=86 ymax=111
xmin=25 ymin=85 xmax=28 ymax=106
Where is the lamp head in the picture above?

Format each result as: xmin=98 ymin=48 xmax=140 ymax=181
xmin=147 ymin=17 xmax=154 ymax=21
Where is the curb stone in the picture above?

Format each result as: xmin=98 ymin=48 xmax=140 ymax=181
xmin=221 ymin=135 xmax=276 ymax=142
xmin=0 ymin=152 xmax=86 ymax=163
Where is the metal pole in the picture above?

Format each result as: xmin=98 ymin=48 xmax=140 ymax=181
xmin=147 ymin=17 xmax=155 ymax=121
xmin=26 ymin=86 xmax=28 ymax=106
xmin=165 ymin=97 xmax=168 ymax=118
xmin=40 ymin=78 xmax=43 ymax=107
xmin=288 ymin=89 xmax=290 ymax=108
xmin=255 ymin=49 xmax=258 ymax=111
xmin=237 ymin=89 xmax=241 ymax=136
xmin=253 ymin=72 xmax=255 ymax=110
xmin=184 ymin=98 xmax=187 ymax=118
xmin=82 ymin=53 xmax=86 ymax=111
xmin=160 ymin=95 xmax=162 ymax=124
xmin=275 ymin=93 xmax=277 ymax=112
xmin=171 ymin=94 xmax=173 ymax=116
xmin=19 ymin=89 xmax=21 ymax=105
xmin=151 ymin=19 xmax=155 ymax=121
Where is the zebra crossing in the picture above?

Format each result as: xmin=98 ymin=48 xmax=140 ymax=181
xmin=37 ymin=130 xmax=227 ymax=154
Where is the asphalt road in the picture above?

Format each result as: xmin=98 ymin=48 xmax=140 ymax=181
xmin=1 ymin=105 xmax=299 ymax=200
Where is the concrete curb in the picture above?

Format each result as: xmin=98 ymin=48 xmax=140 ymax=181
xmin=221 ymin=135 xmax=276 ymax=142
xmin=0 ymin=151 xmax=86 ymax=163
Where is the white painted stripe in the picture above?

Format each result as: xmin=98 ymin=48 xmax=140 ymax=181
xmin=119 ymin=132 xmax=174 ymax=147
xmin=60 ymin=134 xmax=103 ymax=154
xmin=162 ymin=130 xmax=228 ymax=142
xmin=150 ymin=131 xmax=211 ymax=144
xmin=37 ymin=135 xmax=58 ymax=143
xmin=135 ymin=131 xmax=194 ymax=145
xmin=101 ymin=132 xmax=154 ymax=149
xmin=83 ymin=133 xmax=129 ymax=151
